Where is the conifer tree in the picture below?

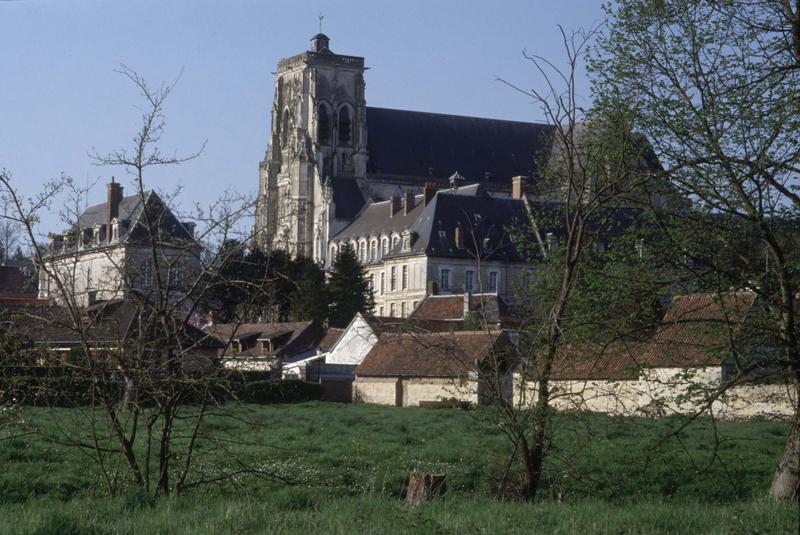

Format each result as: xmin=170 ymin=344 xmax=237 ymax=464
xmin=327 ymin=244 xmax=374 ymax=327
xmin=289 ymin=257 xmax=330 ymax=322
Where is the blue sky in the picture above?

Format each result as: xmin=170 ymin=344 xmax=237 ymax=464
xmin=0 ymin=1 xmax=607 ymax=235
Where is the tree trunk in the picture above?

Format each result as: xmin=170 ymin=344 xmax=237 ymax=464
xmin=769 ymin=401 xmax=800 ymax=500
xmin=405 ymin=473 xmax=446 ymax=507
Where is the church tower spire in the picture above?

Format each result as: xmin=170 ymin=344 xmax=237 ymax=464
xmin=255 ymin=34 xmax=368 ymax=261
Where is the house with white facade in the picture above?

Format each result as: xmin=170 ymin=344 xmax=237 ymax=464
xmin=327 ymin=180 xmax=543 ymax=317
xmin=38 ymin=180 xmax=200 ymax=306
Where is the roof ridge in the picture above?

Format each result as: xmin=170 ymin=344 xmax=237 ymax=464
xmin=366 ymin=105 xmax=551 ymax=128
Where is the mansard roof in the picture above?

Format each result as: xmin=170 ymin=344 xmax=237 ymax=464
xmin=364 ymin=107 xmax=554 ymax=183
xmin=52 ymin=190 xmax=195 ymax=256
xmin=332 ymin=186 xmax=534 ymax=262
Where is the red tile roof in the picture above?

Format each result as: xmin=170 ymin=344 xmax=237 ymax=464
xmin=317 ymin=327 xmax=344 ymax=351
xmin=355 ymin=330 xmax=513 ymax=377
xmin=549 ymin=342 xmax=644 ymax=381
xmin=639 ymin=291 xmax=757 ymax=368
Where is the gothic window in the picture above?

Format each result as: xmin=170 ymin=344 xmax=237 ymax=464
xmin=317 ymin=104 xmax=331 ymax=144
xmin=281 ymin=109 xmax=290 ymax=146
xmin=338 ymin=106 xmax=352 ymax=145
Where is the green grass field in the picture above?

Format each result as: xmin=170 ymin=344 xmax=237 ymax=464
xmin=1 ymin=402 xmax=798 ymax=533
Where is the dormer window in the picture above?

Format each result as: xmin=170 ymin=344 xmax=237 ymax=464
xmin=111 ymin=218 xmax=120 ymax=242
xmin=93 ymin=224 xmax=105 ymax=245
xmin=401 ymin=230 xmax=413 ymax=253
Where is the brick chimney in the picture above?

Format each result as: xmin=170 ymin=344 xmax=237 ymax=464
xmin=512 ymin=176 xmax=527 ymax=199
xmin=403 ymin=190 xmax=415 ymax=215
xmin=423 ymin=182 xmax=437 ymax=206
xmin=390 ymin=192 xmax=402 ymax=217
xmin=107 ymin=178 xmax=123 ymax=241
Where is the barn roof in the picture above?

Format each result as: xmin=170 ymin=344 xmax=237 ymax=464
xmin=639 ymin=291 xmax=758 ymax=368
xmin=355 ymin=330 xmax=513 ymax=377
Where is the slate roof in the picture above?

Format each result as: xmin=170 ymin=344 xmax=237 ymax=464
xmin=206 ymin=321 xmax=313 ymax=344
xmin=332 ymin=186 xmax=536 ymax=262
xmin=365 ymin=107 xmax=554 ymax=183
xmin=356 ymin=330 xmax=513 ymax=377
xmin=330 ymin=177 xmax=366 ymax=220
xmin=639 ymin=291 xmax=758 ymax=368
xmin=0 ymin=299 xmax=222 ymax=350
xmin=55 ymin=190 xmax=195 ymax=256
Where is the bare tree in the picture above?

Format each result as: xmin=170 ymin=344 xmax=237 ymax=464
xmin=0 ymin=67 xmax=299 ymax=496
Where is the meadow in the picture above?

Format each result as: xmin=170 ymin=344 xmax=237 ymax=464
xmin=0 ymin=402 xmax=797 ymax=534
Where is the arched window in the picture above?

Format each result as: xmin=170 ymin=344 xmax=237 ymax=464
xmin=281 ymin=109 xmax=290 ymax=146
xmin=329 ymin=245 xmax=337 ymax=262
xmin=338 ymin=106 xmax=352 ymax=144
xmin=318 ymin=105 xmax=331 ymax=144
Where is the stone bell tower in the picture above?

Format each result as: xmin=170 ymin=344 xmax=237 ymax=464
xmin=255 ymin=34 xmax=368 ymax=260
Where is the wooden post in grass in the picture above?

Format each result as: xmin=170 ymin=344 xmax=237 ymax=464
xmin=405 ymin=473 xmax=447 ymax=507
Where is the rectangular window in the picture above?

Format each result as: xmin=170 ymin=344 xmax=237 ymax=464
xmin=464 ymin=270 xmax=474 ymax=292
xmin=412 ymin=301 xmax=418 ymax=311
xmin=402 ymin=265 xmax=408 ymax=290
xmin=488 ymin=271 xmax=498 ymax=292
xmin=390 ymin=266 xmax=397 ymax=291
xmin=380 ymin=272 xmax=385 ymax=295
xmin=389 ymin=302 xmax=396 ymax=317
xmin=401 ymin=302 xmax=407 ymax=317
xmin=369 ymin=274 xmax=374 ymax=291
xmin=142 ymin=263 xmax=152 ymax=288
xmin=379 ymin=306 xmax=384 ymax=317
xmin=440 ymin=268 xmax=450 ymax=291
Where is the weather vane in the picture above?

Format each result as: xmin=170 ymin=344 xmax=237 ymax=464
xmin=319 ymin=14 xmax=324 ymax=34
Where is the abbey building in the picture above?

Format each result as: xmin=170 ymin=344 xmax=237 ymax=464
xmin=254 ymin=34 xmax=578 ymax=314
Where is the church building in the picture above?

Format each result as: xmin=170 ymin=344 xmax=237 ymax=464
xmin=254 ymin=34 xmax=554 ymax=266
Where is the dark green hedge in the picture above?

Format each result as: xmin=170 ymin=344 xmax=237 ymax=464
xmin=0 ymin=367 xmax=321 ymax=406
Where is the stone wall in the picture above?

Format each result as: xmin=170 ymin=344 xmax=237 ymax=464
xmin=354 ymin=376 xmax=478 ymax=407
xmin=512 ymin=368 xmax=796 ymax=420
xmin=354 ymin=376 xmax=397 ymax=405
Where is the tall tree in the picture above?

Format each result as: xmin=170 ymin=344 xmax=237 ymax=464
xmin=288 ymin=257 xmax=330 ymax=322
xmin=327 ymin=244 xmax=373 ymax=327
xmin=598 ymin=0 xmax=800 ymax=500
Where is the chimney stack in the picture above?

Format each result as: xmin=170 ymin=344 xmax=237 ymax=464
xmin=512 ymin=176 xmax=527 ymax=199
xmin=423 ymin=182 xmax=436 ymax=206
xmin=107 ymin=178 xmax=123 ymax=241
xmin=403 ymin=190 xmax=415 ymax=215
xmin=390 ymin=192 xmax=402 ymax=217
